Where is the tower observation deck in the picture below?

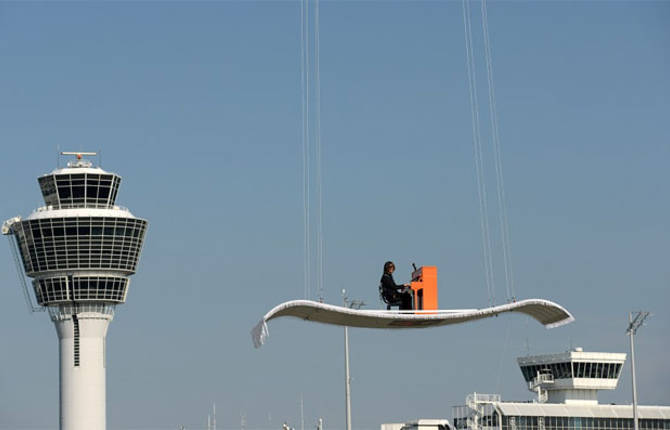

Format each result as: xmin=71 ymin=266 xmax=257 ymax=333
xmin=2 ymin=152 xmax=148 ymax=430
xmin=451 ymin=348 xmax=669 ymax=430
xmin=517 ymin=347 xmax=626 ymax=405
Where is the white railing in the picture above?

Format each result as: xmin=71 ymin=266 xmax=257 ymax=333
xmin=466 ymin=393 xmax=501 ymax=405
xmin=529 ymin=372 xmax=554 ymax=390
xmin=32 ymin=204 xmax=129 ymax=213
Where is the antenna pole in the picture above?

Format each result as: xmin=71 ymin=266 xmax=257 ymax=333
xmin=627 ymin=311 xmax=649 ymax=430
xmin=341 ymin=289 xmax=363 ymax=430
xmin=300 ymin=394 xmax=305 ymax=430
xmin=344 ymin=324 xmax=352 ymax=430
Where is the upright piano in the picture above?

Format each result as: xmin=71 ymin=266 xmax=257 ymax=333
xmin=409 ymin=265 xmax=438 ymax=311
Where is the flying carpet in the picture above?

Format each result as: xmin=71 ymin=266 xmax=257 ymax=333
xmin=251 ymin=298 xmax=574 ymax=348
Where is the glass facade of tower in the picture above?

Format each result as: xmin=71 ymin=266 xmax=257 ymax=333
xmin=5 ymin=163 xmax=147 ymax=306
xmin=519 ymin=362 xmax=623 ymax=382
xmin=38 ymin=172 xmax=122 ymax=209
xmin=33 ymin=275 xmax=130 ymax=305
xmin=12 ymin=217 xmax=147 ymax=275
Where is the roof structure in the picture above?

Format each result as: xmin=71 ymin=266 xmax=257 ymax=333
xmin=494 ymin=403 xmax=670 ymax=419
xmin=251 ymin=298 xmax=574 ymax=348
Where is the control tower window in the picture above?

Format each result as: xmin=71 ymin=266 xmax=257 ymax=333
xmin=38 ymin=176 xmax=59 ymax=207
xmin=48 ymin=173 xmax=122 ymax=208
xmin=573 ymin=362 xmax=622 ymax=379
xmin=72 ymin=276 xmax=129 ymax=302
xmin=522 ymin=362 xmax=624 ymax=380
xmin=71 ymin=174 xmax=85 ymax=200
xmin=33 ymin=277 xmax=70 ymax=305
xmin=16 ymin=217 xmax=147 ymax=275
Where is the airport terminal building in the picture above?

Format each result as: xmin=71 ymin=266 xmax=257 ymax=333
xmin=383 ymin=348 xmax=670 ymax=430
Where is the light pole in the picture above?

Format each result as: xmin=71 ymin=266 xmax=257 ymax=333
xmin=344 ymin=323 xmax=351 ymax=430
xmin=626 ymin=311 xmax=650 ymax=430
xmin=342 ymin=289 xmax=365 ymax=430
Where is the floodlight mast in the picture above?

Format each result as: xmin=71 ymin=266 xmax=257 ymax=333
xmin=2 ymin=152 xmax=148 ymax=430
xmin=626 ymin=311 xmax=650 ymax=430
xmin=341 ymin=290 xmax=364 ymax=430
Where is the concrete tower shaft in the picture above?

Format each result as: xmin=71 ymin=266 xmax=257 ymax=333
xmin=3 ymin=153 xmax=148 ymax=430
xmin=52 ymin=306 xmax=113 ymax=430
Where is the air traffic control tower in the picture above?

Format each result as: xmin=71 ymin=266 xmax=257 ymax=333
xmin=2 ymin=152 xmax=148 ymax=430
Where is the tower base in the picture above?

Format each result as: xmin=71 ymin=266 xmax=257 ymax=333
xmin=50 ymin=304 xmax=114 ymax=430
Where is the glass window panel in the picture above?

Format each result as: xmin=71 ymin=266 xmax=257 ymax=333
xmin=58 ymin=185 xmax=71 ymax=199
xmin=71 ymin=185 xmax=84 ymax=198
xmin=87 ymin=185 xmax=98 ymax=199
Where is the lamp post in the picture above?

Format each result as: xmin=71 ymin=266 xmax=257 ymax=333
xmin=626 ymin=311 xmax=650 ymax=430
xmin=342 ymin=289 xmax=365 ymax=430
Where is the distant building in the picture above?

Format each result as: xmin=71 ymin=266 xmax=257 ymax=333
xmin=453 ymin=348 xmax=670 ymax=430
xmin=382 ymin=348 xmax=670 ymax=430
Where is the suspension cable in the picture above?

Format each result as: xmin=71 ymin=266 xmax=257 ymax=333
xmin=315 ymin=0 xmax=325 ymax=302
xmin=462 ymin=0 xmax=496 ymax=306
xmin=7 ymin=234 xmax=42 ymax=313
xmin=301 ymin=0 xmax=310 ymax=300
xmin=480 ymin=0 xmax=516 ymax=301
xmin=301 ymin=0 xmax=325 ymax=301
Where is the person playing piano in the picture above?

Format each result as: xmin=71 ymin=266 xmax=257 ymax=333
xmin=380 ymin=261 xmax=414 ymax=310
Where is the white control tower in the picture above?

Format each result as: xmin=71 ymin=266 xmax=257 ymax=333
xmin=518 ymin=347 xmax=627 ymax=404
xmin=2 ymin=153 xmax=148 ymax=430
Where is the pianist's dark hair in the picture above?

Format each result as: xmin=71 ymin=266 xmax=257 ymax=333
xmin=383 ymin=261 xmax=395 ymax=273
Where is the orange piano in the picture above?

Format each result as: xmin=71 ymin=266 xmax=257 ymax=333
xmin=410 ymin=265 xmax=438 ymax=311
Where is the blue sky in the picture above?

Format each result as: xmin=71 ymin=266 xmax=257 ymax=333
xmin=0 ymin=1 xmax=668 ymax=429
